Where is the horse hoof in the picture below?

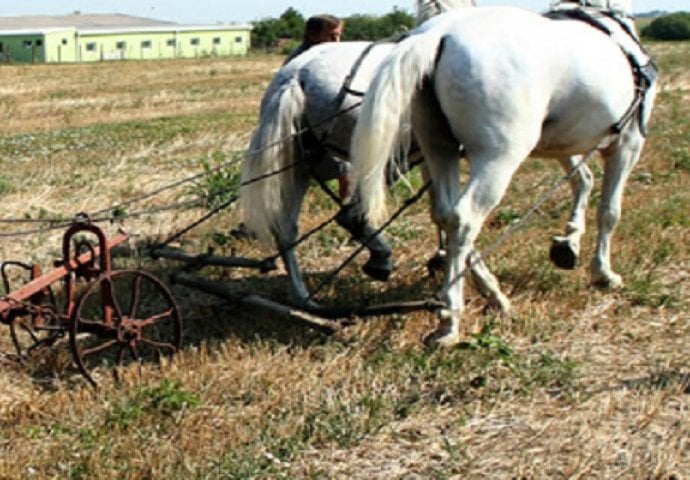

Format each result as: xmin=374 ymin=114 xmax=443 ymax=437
xmin=423 ymin=327 xmax=461 ymax=349
xmin=362 ymin=260 xmax=392 ymax=281
xmin=422 ymin=310 xmax=461 ymax=349
xmin=293 ymin=297 xmax=321 ymax=311
xmin=362 ymin=251 xmax=393 ymax=281
xmin=484 ymin=294 xmax=511 ymax=315
xmin=591 ymin=272 xmax=623 ymax=290
xmin=550 ymin=239 xmax=577 ymax=270
xmin=427 ymin=252 xmax=446 ymax=278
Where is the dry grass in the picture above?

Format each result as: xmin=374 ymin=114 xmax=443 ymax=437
xmin=0 ymin=43 xmax=688 ymax=479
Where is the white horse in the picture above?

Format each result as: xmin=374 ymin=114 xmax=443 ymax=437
xmin=349 ymin=0 xmax=657 ymax=346
xmin=240 ymin=0 xmax=475 ymax=307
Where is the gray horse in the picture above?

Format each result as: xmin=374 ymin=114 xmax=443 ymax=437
xmin=350 ymin=1 xmax=657 ymax=346
xmin=240 ymin=0 xmax=475 ymax=307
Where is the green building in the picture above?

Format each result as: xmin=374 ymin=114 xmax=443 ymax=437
xmin=0 ymin=13 xmax=252 ymax=63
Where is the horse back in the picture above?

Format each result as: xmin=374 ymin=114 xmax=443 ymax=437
xmin=430 ymin=7 xmax=637 ymax=154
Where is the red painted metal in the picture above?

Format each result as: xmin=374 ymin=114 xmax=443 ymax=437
xmin=0 ymin=232 xmax=127 ymax=318
xmin=1 ymin=216 xmax=182 ymax=387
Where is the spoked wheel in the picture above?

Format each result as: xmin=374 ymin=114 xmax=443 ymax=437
xmin=69 ymin=269 xmax=182 ymax=387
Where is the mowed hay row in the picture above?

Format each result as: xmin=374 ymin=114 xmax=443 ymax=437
xmin=0 ymin=41 xmax=689 ymax=479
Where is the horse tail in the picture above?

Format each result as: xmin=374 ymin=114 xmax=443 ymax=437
xmin=350 ymin=30 xmax=445 ymax=226
xmin=240 ymin=79 xmax=305 ymax=245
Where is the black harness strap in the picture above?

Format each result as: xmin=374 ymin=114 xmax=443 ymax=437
xmin=600 ymin=10 xmax=658 ymax=136
xmin=545 ymin=7 xmax=658 ymax=136
xmin=611 ymin=52 xmax=657 ymax=136
xmin=300 ymin=42 xmax=379 ymax=174
xmin=544 ymin=7 xmax=612 ymax=35
xmin=340 ymin=43 xmax=378 ymax=98
xmin=308 ymin=42 xmax=381 ymax=183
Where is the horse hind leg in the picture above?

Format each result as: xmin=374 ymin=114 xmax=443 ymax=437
xmin=308 ymin=137 xmax=394 ymax=282
xmin=275 ymin=164 xmax=317 ymax=307
xmin=335 ymin=201 xmax=393 ymax=281
xmin=421 ymin=163 xmax=450 ymax=278
xmin=427 ymin=228 xmax=447 ymax=278
xmin=427 ymin=149 xmax=527 ymax=348
xmin=426 ymin=167 xmax=511 ymax=316
xmin=591 ymin=130 xmax=645 ymax=289
xmin=467 ymin=250 xmax=511 ymax=314
xmin=550 ymin=155 xmax=594 ymax=270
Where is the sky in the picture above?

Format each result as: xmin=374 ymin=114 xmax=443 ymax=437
xmin=0 ymin=1 xmax=686 ymax=25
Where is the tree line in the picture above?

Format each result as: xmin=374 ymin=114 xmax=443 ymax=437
xmin=250 ymin=8 xmax=690 ymax=51
xmin=250 ymin=7 xmax=415 ymax=52
xmin=642 ymin=12 xmax=690 ymax=41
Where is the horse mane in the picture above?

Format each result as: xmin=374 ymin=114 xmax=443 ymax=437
xmin=416 ymin=0 xmax=476 ymax=24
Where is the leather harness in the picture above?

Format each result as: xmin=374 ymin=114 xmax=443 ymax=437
xmin=311 ymin=3 xmax=658 ymax=171
xmin=545 ymin=6 xmax=658 ymax=136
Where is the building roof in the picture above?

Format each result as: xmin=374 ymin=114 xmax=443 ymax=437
xmin=0 ymin=13 xmax=252 ymax=35
xmin=0 ymin=13 xmax=175 ymax=31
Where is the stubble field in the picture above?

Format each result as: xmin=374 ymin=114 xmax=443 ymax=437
xmin=0 ymin=41 xmax=688 ymax=478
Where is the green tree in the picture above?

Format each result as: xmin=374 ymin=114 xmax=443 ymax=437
xmin=642 ymin=12 xmax=690 ymax=40
xmin=342 ymin=9 xmax=415 ymax=41
xmin=278 ymin=7 xmax=306 ymax=39
xmin=251 ymin=8 xmax=305 ymax=50
xmin=341 ymin=14 xmax=382 ymax=40
xmin=379 ymin=8 xmax=416 ymax=37
xmin=250 ymin=7 xmax=415 ymax=50
xmin=251 ymin=19 xmax=279 ymax=49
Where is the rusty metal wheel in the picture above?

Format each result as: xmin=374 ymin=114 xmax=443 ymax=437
xmin=69 ymin=269 xmax=182 ymax=387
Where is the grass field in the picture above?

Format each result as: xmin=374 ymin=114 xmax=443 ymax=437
xmin=0 ymin=39 xmax=688 ymax=479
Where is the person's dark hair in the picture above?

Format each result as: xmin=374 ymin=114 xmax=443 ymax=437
xmin=304 ymin=14 xmax=342 ymax=42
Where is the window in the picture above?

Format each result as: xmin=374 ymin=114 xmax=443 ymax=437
xmin=62 ymin=38 xmax=68 ymax=45
xmin=116 ymin=41 xmax=126 ymax=50
xmin=0 ymin=42 xmax=3 ymax=53
xmin=190 ymin=38 xmax=200 ymax=46
xmin=166 ymin=38 xmax=176 ymax=47
xmin=85 ymin=42 xmax=97 ymax=52
xmin=35 ymin=40 xmax=43 ymax=47
xmin=141 ymin=40 xmax=152 ymax=49
xmin=235 ymin=36 xmax=243 ymax=43
xmin=213 ymin=37 xmax=221 ymax=45
xmin=23 ymin=40 xmax=33 ymax=49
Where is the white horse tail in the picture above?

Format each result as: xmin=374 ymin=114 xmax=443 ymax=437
xmin=350 ymin=29 xmax=445 ymax=226
xmin=240 ymin=79 xmax=305 ymax=245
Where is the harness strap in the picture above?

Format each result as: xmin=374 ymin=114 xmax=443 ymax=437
xmin=332 ymin=43 xmax=378 ymax=115
xmin=545 ymin=7 xmax=658 ymax=137
xmin=544 ymin=7 xmax=612 ymax=35
xmin=600 ymin=10 xmax=658 ymax=136
xmin=312 ymin=36 xmax=408 ymax=152
xmin=310 ymin=42 xmax=380 ymax=164
xmin=611 ymin=53 xmax=657 ymax=136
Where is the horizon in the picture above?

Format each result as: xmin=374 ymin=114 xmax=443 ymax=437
xmin=0 ymin=1 xmax=687 ymax=25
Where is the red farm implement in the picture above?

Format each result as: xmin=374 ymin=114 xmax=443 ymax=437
xmin=0 ymin=215 xmax=182 ymax=387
